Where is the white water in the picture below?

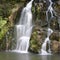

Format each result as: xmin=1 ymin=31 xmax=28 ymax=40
xmin=41 ymin=28 xmax=53 ymax=55
xmin=46 ymin=0 xmax=54 ymax=19
xmin=13 ymin=0 xmax=33 ymax=53
xmin=12 ymin=0 xmax=55 ymax=55
xmin=41 ymin=0 xmax=54 ymax=55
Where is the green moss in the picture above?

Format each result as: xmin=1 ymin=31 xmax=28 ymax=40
xmin=0 ymin=16 xmax=7 ymax=28
xmin=0 ymin=26 xmax=8 ymax=40
xmin=0 ymin=16 xmax=8 ymax=40
xmin=29 ymin=31 xmax=41 ymax=53
xmin=32 ymin=6 xmax=35 ymax=14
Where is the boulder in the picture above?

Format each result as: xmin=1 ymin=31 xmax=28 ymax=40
xmin=50 ymin=31 xmax=60 ymax=54
xmin=49 ymin=31 xmax=59 ymax=41
xmin=51 ymin=40 xmax=59 ymax=54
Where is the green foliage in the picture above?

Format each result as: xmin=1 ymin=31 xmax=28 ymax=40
xmin=0 ymin=0 xmax=23 ymax=51
xmin=0 ymin=16 xmax=7 ymax=28
xmin=0 ymin=0 xmax=21 ymax=50
xmin=32 ymin=6 xmax=35 ymax=14
xmin=30 ymin=31 xmax=41 ymax=53
xmin=0 ymin=26 xmax=8 ymax=40
xmin=0 ymin=16 xmax=8 ymax=39
xmin=0 ymin=0 xmax=21 ymax=3
xmin=0 ymin=4 xmax=13 ymax=18
xmin=30 ymin=39 xmax=41 ymax=53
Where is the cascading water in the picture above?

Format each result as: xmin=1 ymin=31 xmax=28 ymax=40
xmin=41 ymin=28 xmax=53 ymax=55
xmin=40 ymin=0 xmax=54 ymax=55
xmin=46 ymin=0 xmax=54 ymax=18
xmin=14 ymin=0 xmax=33 ymax=53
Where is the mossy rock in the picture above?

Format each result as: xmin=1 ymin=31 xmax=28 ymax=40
xmin=50 ymin=17 xmax=59 ymax=30
xmin=53 ymin=1 xmax=60 ymax=17
xmin=29 ymin=26 xmax=47 ymax=53
xmin=49 ymin=31 xmax=59 ymax=41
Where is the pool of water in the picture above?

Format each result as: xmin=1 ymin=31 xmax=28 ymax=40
xmin=0 ymin=52 xmax=60 ymax=60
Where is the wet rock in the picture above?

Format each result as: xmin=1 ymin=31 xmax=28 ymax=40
xmin=52 ymin=0 xmax=59 ymax=2
xmin=53 ymin=1 xmax=60 ymax=17
xmin=32 ymin=1 xmax=49 ymax=28
xmin=50 ymin=17 xmax=59 ymax=31
xmin=8 ymin=3 xmax=25 ymax=26
xmin=34 ymin=0 xmax=40 ymax=3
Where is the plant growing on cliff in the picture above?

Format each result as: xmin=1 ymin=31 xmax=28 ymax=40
xmin=0 ymin=16 xmax=8 ymax=39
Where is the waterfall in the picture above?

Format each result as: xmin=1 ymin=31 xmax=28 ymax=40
xmin=13 ymin=0 xmax=33 ymax=53
xmin=46 ymin=0 xmax=54 ymax=18
xmin=40 ymin=0 xmax=54 ymax=55
xmin=40 ymin=28 xmax=53 ymax=55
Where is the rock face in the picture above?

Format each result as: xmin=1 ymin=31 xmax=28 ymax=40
xmin=0 ymin=0 xmax=27 ymax=51
xmin=50 ymin=40 xmax=60 ymax=54
xmin=50 ymin=17 xmax=59 ymax=31
xmin=53 ymin=0 xmax=60 ymax=29
xmin=0 ymin=0 xmax=60 ymax=54
xmin=53 ymin=0 xmax=60 ymax=17
xmin=50 ymin=32 xmax=59 ymax=41
xmin=51 ymin=40 xmax=59 ymax=54
xmin=31 ymin=0 xmax=60 ymax=54
xmin=32 ymin=1 xmax=48 ymax=27
xmin=29 ymin=26 xmax=47 ymax=53
xmin=50 ymin=32 xmax=60 ymax=54
xmin=9 ymin=0 xmax=60 ymax=54
xmin=8 ymin=4 xmax=21 ymax=26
